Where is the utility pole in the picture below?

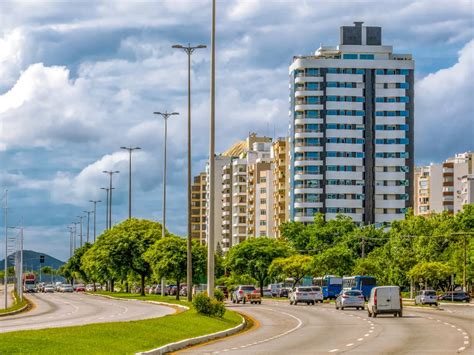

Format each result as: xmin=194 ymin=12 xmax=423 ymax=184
xmin=172 ymin=43 xmax=207 ymax=302
xmin=120 ymin=147 xmax=141 ymax=219
xmin=463 ymin=233 xmax=467 ymax=292
xmin=103 ymin=171 xmax=119 ymax=229
xmin=207 ymin=0 xmax=216 ymax=298
xmin=77 ymin=215 xmax=84 ymax=247
xmin=89 ymin=200 xmax=101 ymax=242
xmin=72 ymin=222 xmax=79 ymax=251
xmin=3 ymin=190 xmax=8 ymax=310
xmin=83 ymin=210 xmax=93 ymax=243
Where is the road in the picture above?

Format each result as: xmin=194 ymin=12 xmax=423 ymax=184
xmin=182 ymin=301 xmax=473 ymax=354
xmin=0 ymin=284 xmax=14 ymax=308
xmin=0 ymin=292 xmax=175 ymax=333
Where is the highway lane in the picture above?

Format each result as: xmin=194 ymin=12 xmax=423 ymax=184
xmin=182 ymin=301 xmax=473 ymax=354
xmin=0 ymin=292 xmax=175 ymax=333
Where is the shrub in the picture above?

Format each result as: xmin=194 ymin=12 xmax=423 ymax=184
xmin=193 ymin=292 xmax=226 ymax=318
xmin=214 ymin=288 xmax=225 ymax=302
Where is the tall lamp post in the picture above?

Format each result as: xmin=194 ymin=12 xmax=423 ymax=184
xmin=3 ymin=190 xmax=8 ymax=310
xmin=153 ymin=111 xmax=179 ymax=296
xmin=172 ymin=43 xmax=207 ymax=302
xmin=83 ymin=210 xmax=93 ymax=243
xmin=89 ymin=200 xmax=101 ymax=242
xmin=120 ymin=146 xmax=141 ymax=219
xmin=103 ymin=171 xmax=120 ymax=229
xmin=76 ymin=215 xmax=84 ymax=247
xmin=71 ymin=222 xmax=79 ymax=251
xmin=207 ymin=0 xmax=216 ymax=298
xmin=100 ymin=187 xmax=110 ymax=230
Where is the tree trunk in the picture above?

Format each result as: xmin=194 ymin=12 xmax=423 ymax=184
xmin=176 ymin=279 xmax=180 ymax=300
xmin=93 ymin=281 xmax=96 ymax=292
xmin=125 ymin=281 xmax=129 ymax=293
xmin=110 ymin=279 xmax=114 ymax=293
xmin=140 ymin=274 xmax=145 ymax=297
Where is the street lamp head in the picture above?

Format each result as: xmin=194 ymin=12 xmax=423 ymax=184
xmin=171 ymin=112 xmax=179 ymax=115
xmin=197 ymin=44 xmax=207 ymax=49
xmin=120 ymin=146 xmax=127 ymax=150
xmin=172 ymin=44 xmax=184 ymax=49
xmin=134 ymin=147 xmax=141 ymax=150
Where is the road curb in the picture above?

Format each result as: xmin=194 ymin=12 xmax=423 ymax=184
xmin=0 ymin=293 xmax=32 ymax=317
xmin=136 ymin=315 xmax=246 ymax=355
xmin=85 ymin=293 xmax=189 ymax=312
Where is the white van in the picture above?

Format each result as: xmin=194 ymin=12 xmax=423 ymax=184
xmin=367 ymin=286 xmax=402 ymax=318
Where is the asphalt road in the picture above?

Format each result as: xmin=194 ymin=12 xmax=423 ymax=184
xmin=182 ymin=301 xmax=473 ymax=354
xmin=0 ymin=292 xmax=175 ymax=333
xmin=0 ymin=285 xmax=14 ymax=308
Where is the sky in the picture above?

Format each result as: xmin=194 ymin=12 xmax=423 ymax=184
xmin=0 ymin=0 xmax=473 ymax=262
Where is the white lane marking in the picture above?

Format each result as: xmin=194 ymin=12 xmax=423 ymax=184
xmin=464 ymin=341 xmax=469 ymax=345
xmin=457 ymin=328 xmax=462 ymax=332
xmin=365 ymin=333 xmax=370 ymax=337
xmin=369 ymin=330 xmax=373 ymax=333
xmin=464 ymin=336 xmax=469 ymax=339
xmin=215 ymin=307 xmax=303 ymax=353
xmin=357 ymin=338 xmax=364 ymax=341
xmin=329 ymin=349 xmax=339 ymax=353
xmin=458 ymin=347 xmax=466 ymax=352
xmin=346 ymin=343 xmax=354 ymax=347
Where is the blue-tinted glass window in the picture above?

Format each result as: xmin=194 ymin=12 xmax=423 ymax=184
xmin=355 ymin=97 xmax=365 ymax=102
xmin=399 ymin=82 xmax=409 ymax=89
xmin=387 ymin=111 xmax=396 ymax=116
xmin=386 ymin=69 xmax=395 ymax=75
xmin=356 ymin=111 xmax=365 ymax=116
xmin=356 ymin=152 xmax=365 ymax=158
xmin=307 ymin=82 xmax=319 ymax=90
xmin=375 ymin=139 xmax=384 ymax=144
xmin=375 ymin=97 xmax=384 ymax=102
xmin=399 ymin=96 xmax=409 ymax=103
xmin=307 ymin=68 xmax=319 ymax=76
xmin=375 ymin=152 xmax=383 ymax=158
xmin=306 ymin=110 xmax=319 ymax=118
xmin=356 ymin=139 xmax=365 ymax=144
xmin=375 ymin=125 xmax=383 ymax=130
xmin=387 ymin=97 xmax=396 ymax=102
xmin=328 ymin=68 xmax=338 ymax=73
xmin=343 ymin=53 xmax=358 ymax=59
xmin=327 ymin=82 xmax=337 ymax=88
xmin=327 ymin=123 xmax=337 ymax=129
xmin=360 ymin=54 xmax=374 ymax=60
xmin=376 ymin=69 xmax=385 ymax=75
xmin=327 ymin=151 xmax=337 ymax=157
xmin=307 ymin=152 xmax=320 ymax=159
xmin=307 ymin=166 xmax=320 ymax=173
xmin=327 ymin=96 xmax=338 ymax=101
xmin=376 ymin=111 xmax=384 ymax=116
xmin=307 ymin=97 xmax=320 ymax=104
xmin=400 ymin=69 xmax=409 ymax=75
xmin=400 ymin=110 xmax=409 ymax=116
xmin=355 ymin=69 xmax=365 ymax=75
xmin=326 ymin=110 xmax=338 ymax=115
xmin=306 ymin=124 xmax=319 ymax=131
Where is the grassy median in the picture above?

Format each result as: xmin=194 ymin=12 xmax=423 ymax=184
xmin=0 ymin=292 xmax=242 ymax=355
xmin=0 ymin=291 xmax=29 ymax=315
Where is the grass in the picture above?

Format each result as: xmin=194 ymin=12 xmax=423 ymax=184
xmin=0 ymin=292 xmax=242 ymax=355
xmin=93 ymin=291 xmax=193 ymax=307
xmin=0 ymin=291 xmax=29 ymax=315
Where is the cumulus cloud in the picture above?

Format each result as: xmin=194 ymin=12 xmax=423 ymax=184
xmin=415 ymin=39 xmax=474 ymax=163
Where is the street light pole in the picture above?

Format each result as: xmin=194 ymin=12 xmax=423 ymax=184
xmin=89 ymin=200 xmax=101 ymax=242
xmin=153 ymin=111 xmax=179 ymax=297
xmin=120 ymin=146 xmax=141 ymax=219
xmin=83 ymin=210 xmax=93 ymax=243
xmin=71 ymin=222 xmax=79 ymax=252
xmin=207 ymin=0 xmax=216 ymax=298
xmin=103 ymin=171 xmax=120 ymax=229
xmin=100 ymin=188 xmax=110 ymax=230
xmin=172 ymin=43 xmax=207 ymax=302
xmin=3 ymin=190 xmax=8 ymax=310
xmin=77 ymin=215 xmax=84 ymax=247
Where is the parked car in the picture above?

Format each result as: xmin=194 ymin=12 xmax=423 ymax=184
xmin=289 ymin=286 xmax=316 ymax=305
xmin=85 ymin=284 xmax=95 ymax=292
xmin=438 ymin=291 xmax=471 ymax=302
xmin=278 ymin=287 xmax=290 ymax=298
xmin=311 ymin=286 xmax=324 ymax=303
xmin=232 ymin=285 xmax=257 ymax=304
xmin=335 ymin=290 xmax=365 ymax=310
xmin=43 ymin=284 xmax=55 ymax=293
xmin=59 ymin=284 xmax=74 ymax=293
xmin=415 ymin=290 xmax=438 ymax=306
xmin=216 ymin=286 xmax=229 ymax=299
xmin=36 ymin=283 xmax=45 ymax=293
xmin=367 ymin=286 xmax=402 ymax=318
xmin=75 ymin=284 xmax=86 ymax=292
xmin=55 ymin=282 xmax=63 ymax=291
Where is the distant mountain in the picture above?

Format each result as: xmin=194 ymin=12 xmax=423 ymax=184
xmin=0 ymin=250 xmax=65 ymax=272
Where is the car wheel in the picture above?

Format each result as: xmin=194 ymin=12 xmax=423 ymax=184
xmin=312 ymin=301 xmax=315 ymax=305
xmin=373 ymin=312 xmax=377 ymax=318
xmin=336 ymin=306 xmax=339 ymax=310
xmin=259 ymin=301 xmax=262 ymax=304
xmin=232 ymin=298 xmax=236 ymax=304
xmin=341 ymin=307 xmax=344 ymax=310
xmin=435 ymin=303 xmax=438 ymax=307
xmin=243 ymin=299 xmax=246 ymax=304
xmin=398 ymin=311 xmax=403 ymax=317
xmin=394 ymin=313 xmax=397 ymax=317
xmin=368 ymin=310 xmax=372 ymax=317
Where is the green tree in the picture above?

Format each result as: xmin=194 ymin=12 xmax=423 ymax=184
xmin=269 ymin=254 xmax=313 ymax=287
xmin=225 ymin=237 xmax=292 ymax=296
xmin=407 ymin=261 xmax=453 ymax=290
xmin=312 ymin=244 xmax=355 ymax=276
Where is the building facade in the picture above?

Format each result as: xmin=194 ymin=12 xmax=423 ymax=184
xmin=414 ymin=152 xmax=474 ymax=215
xmin=289 ymin=22 xmax=414 ymax=225
xmin=191 ymin=172 xmax=207 ymax=244
xmin=272 ymin=138 xmax=290 ymax=237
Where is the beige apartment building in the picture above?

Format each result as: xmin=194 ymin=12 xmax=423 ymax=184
xmin=414 ymin=152 xmax=474 ymax=215
xmin=191 ymin=172 xmax=207 ymax=243
xmin=272 ymin=138 xmax=290 ymax=237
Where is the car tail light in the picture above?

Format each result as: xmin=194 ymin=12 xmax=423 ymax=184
xmin=239 ymin=290 xmax=243 ymax=294
xmin=342 ymin=295 xmax=349 ymax=298
xmin=374 ymin=289 xmax=377 ymax=304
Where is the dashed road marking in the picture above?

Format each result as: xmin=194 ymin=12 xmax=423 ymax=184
xmin=346 ymin=343 xmax=354 ymax=347
xmin=329 ymin=349 xmax=339 ymax=353
xmin=357 ymin=338 xmax=364 ymax=341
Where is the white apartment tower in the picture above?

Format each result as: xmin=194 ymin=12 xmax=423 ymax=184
xmin=289 ymin=22 xmax=414 ymax=225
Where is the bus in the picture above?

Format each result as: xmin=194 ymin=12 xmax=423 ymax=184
xmin=342 ymin=275 xmax=376 ymax=300
xmin=313 ymin=275 xmax=342 ymax=299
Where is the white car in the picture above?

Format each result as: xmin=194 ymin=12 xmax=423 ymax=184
xmin=311 ymin=286 xmax=324 ymax=303
xmin=289 ymin=286 xmax=316 ymax=305
xmin=59 ymin=284 xmax=74 ymax=293
xmin=43 ymin=284 xmax=55 ymax=293
xmin=367 ymin=286 xmax=402 ymax=318
xmin=415 ymin=290 xmax=438 ymax=306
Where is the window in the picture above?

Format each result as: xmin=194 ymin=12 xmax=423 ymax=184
xmin=328 ymin=68 xmax=338 ymax=73
xmin=306 ymin=82 xmax=319 ymax=90
xmin=260 ymin=198 xmax=266 ymax=204
xmin=260 ymin=188 xmax=266 ymax=194
xmin=360 ymin=54 xmax=374 ymax=60
xmin=343 ymin=53 xmax=358 ymax=59
xmin=306 ymin=110 xmax=320 ymax=118
xmin=259 ymin=220 xmax=267 ymax=226
xmin=307 ymin=96 xmax=320 ymax=104
xmin=355 ymin=69 xmax=365 ymax=74
xmin=260 ymin=209 xmax=266 ymax=215
xmin=399 ymin=82 xmax=409 ymax=89
xmin=327 ymin=96 xmax=338 ymax=101
xmin=307 ymin=68 xmax=319 ymax=76
xmin=327 ymin=82 xmax=337 ymax=88
xmin=400 ymin=69 xmax=409 ymax=75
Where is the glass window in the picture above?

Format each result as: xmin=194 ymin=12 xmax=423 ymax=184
xmin=307 ymin=68 xmax=319 ymax=76
xmin=306 ymin=110 xmax=319 ymax=118
xmin=326 ymin=110 xmax=338 ymax=115
xmin=328 ymin=68 xmax=338 ymax=73
xmin=307 ymin=82 xmax=319 ymax=90
xmin=386 ymin=69 xmax=395 ymax=75
xmin=343 ymin=53 xmax=358 ymax=59
xmin=400 ymin=69 xmax=409 ymax=75
xmin=355 ymin=69 xmax=365 ymax=75
xmin=376 ymin=69 xmax=385 ymax=75
xmin=307 ymin=96 xmax=320 ymax=104
xmin=399 ymin=96 xmax=409 ymax=103
xmin=360 ymin=54 xmax=374 ymax=60
xmin=375 ymin=97 xmax=384 ymax=102
xmin=327 ymin=96 xmax=338 ymax=101
xmin=327 ymin=82 xmax=337 ymax=88
xmin=355 ymin=97 xmax=365 ymax=102
xmin=356 ymin=111 xmax=365 ymax=116
xmin=376 ymin=111 xmax=384 ymax=116
xmin=399 ymin=82 xmax=409 ymax=89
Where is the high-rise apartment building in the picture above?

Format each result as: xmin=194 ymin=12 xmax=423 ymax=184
xmin=272 ymin=138 xmax=290 ymax=237
xmin=191 ymin=172 xmax=207 ymax=244
xmin=414 ymin=152 xmax=474 ymax=215
xmin=289 ymin=22 xmax=414 ymax=225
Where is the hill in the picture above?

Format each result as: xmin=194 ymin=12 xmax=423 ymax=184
xmin=0 ymin=250 xmax=65 ymax=272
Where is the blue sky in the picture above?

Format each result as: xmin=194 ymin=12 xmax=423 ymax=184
xmin=0 ymin=0 xmax=473 ymax=261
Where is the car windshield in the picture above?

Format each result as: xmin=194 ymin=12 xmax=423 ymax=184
xmin=298 ymin=287 xmax=313 ymax=292
xmin=241 ymin=286 xmax=255 ymax=291
xmin=312 ymin=287 xmax=321 ymax=291
xmin=345 ymin=291 xmax=362 ymax=296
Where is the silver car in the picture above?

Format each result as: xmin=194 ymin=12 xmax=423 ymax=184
xmin=336 ymin=290 xmax=365 ymax=310
xmin=60 ymin=284 xmax=74 ymax=293
xmin=415 ymin=290 xmax=438 ymax=306
xmin=44 ymin=284 xmax=55 ymax=293
xmin=290 ymin=287 xmax=317 ymax=305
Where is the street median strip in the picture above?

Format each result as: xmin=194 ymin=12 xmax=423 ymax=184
xmin=0 ymin=291 xmax=32 ymax=317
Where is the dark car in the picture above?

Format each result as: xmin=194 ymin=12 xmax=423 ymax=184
xmin=278 ymin=287 xmax=290 ymax=298
xmin=438 ymin=291 xmax=471 ymax=302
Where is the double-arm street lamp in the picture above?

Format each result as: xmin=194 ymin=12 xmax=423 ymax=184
xmin=120 ymin=146 xmax=141 ymax=219
xmin=172 ymin=43 xmax=207 ymax=301
xmin=83 ymin=210 xmax=94 ymax=243
xmin=76 ymin=215 xmax=84 ymax=247
xmin=89 ymin=200 xmax=101 ymax=242
xmin=153 ymin=111 xmax=178 ymax=297
xmin=102 ymin=171 xmax=120 ymax=229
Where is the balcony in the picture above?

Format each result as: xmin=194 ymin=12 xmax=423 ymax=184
xmin=294 ymin=90 xmax=323 ymax=98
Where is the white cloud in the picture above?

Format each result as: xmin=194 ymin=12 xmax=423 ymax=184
xmin=415 ymin=39 xmax=474 ymax=161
